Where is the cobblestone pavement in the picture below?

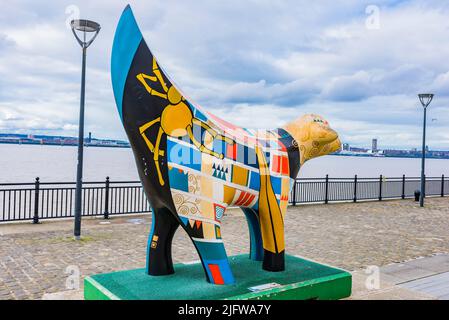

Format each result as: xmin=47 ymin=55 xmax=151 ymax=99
xmin=0 ymin=197 xmax=448 ymax=300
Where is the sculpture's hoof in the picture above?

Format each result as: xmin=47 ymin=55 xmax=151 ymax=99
xmin=262 ymin=250 xmax=285 ymax=272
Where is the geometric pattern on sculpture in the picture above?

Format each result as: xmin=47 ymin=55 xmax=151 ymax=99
xmin=111 ymin=5 xmax=341 ymax=286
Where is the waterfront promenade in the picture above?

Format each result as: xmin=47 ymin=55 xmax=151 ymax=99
xmin=1 ymin=197 xmax=449 ymax=300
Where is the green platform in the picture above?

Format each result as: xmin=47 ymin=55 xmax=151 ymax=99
xmin=84 ymin=254 xmax=352 ymax=300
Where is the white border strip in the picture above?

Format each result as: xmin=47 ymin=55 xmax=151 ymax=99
xmin=178 ymin=214 xmax=220 ymax=226
xmin=192 ymin=237 xmax=223 ymax=243
xmin=86 ymin=277 xmax=120 ymax=300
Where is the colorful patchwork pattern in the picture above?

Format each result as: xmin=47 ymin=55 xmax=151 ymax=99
xmin=112 ymin=6 xmax=308 ymax=286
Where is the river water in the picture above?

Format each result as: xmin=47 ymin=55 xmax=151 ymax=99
xmin=0 ymin=144 xmax=448 ymax=183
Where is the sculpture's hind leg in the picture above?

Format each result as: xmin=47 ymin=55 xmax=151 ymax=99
xmin=146 ymin=206 xmax=180 ymax=276
xmin=180 ymin=217 xmax=235 ymax=285
xmin=241 ymin=208 xmax=264 ymax=261
xmin=255 ymin=145 xmax=286 ymax=272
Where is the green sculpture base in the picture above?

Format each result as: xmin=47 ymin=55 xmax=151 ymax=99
xmin=84 ymin=254 xmax=352 ymax=300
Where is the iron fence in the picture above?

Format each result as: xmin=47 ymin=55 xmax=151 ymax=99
xmin=290 ymin=175 xmax=447 ymax=205
xmin=0 ymin=175 xmax=447 ymax=223
xmin=0 ymin=177 xmax=150 ymax=223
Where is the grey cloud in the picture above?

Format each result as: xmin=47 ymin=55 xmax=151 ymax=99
xmin=0 ymin=0 xmax=448 ymax=149
xmin=0 ymin=33 xmax=15 ymax=52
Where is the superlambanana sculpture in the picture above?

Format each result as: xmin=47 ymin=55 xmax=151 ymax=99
xmin=111 ymin=5 xmax=341 ymax=285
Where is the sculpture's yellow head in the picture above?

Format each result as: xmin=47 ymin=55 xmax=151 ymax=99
xmin=283 ymin=114 xmax=341 ymax=165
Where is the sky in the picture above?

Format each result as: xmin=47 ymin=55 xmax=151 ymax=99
xmin=0 ymin=0 xmax=448 ymax=150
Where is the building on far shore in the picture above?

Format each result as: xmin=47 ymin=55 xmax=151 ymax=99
xmin=0 ymin=133 xmax=130 ymax=148
xmin=372 ymin=139 xmax=378 ymax=153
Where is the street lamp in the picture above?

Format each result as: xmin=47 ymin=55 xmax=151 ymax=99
xmin=71 ymin=19 xmax=100 ymax=240
xmin=418 ymin=93 xmax=434 ymax=207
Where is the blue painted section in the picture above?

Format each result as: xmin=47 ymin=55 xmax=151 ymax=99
xmin=214 ymin=205 xmax=225 ymax=220
xmin=193 ymin=239 xmax=235 ymax=284
xmin=239 ymin=146 xmax=258 ymax=169
xmin=242 ymin=208 xmax=264 ymax=261
xmin=270 ymin=175 xmax=281 ymax=194
xmin=111 ymin=5 xmax=143 ymax=121
xmin=212 ymin=139 xmax=226 ymax=156
xmin=179 ymin=216 xmax=189 ymax=226
xmin=167 ymin=139 xmax=202 ymax=171
xmin=194 ymin=240 xmax=228 ymax=261
xmin=203 ymin=259 xmax=235 ymax=284
xmin=145 ymin=210 xmax=156 ymax=273
xmin=248 ymin=171 xmax=260 ymax=190
xmin=193 ymin=107 xmax=208 ymax=122
xmin=168 ymin=167 xmax=189 ymax=192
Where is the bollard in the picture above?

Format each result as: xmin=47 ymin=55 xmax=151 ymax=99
xmin=414 ymin=190 xmax=420 ymax=202
xmin=292 ymin=179 xmax=297 ymax=206
xmin=401 ymin=174 xmax=406 ymax=199
xmin=378 ymin=175 xmax=383 ymax=201
xmin=33 ymin=177 xmax=40 ymax=224
xmin=324 ymin=174 xmax=329 ymax=204
xmin=104 ymin=176 xmax=110 ymax=219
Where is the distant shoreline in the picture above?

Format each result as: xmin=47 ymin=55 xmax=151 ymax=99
xmin=1 ymin=141 xmax=449 ymax=160
xmin=0 ymin=141 xmax=130 ymax=149
xmin=332 ymin=153 xmax=449 ymax=160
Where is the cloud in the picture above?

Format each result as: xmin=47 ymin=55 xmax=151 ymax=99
xmin=0 ymin=33 xmax=15 ymax=53
xmin=0 ymin=0 xmax=448 ymax=150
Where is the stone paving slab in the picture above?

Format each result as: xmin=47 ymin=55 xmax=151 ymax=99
xmin=379 ymin=263 xmax=436 ymax=284
xmin=406 ymin=254 xmax=449 ymax=273
xmin=1 ymin=197 xmax=449 ymax=300
xmin=399 ymin=271 xmax=449 ymax=299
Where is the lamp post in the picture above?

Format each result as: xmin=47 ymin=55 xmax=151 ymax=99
xmin=418 ymin=93 xmax=434 ymax=207
xmin=71 ymin=19 xmax=100 ymax=239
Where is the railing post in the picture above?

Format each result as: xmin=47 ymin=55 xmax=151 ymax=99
xmin=104 ymin=176 xmax=110 ymax=219
xmin=353 ymin=175 xmax=357 ymax=203
xmin=292 ymin=179 xmax=297 ymax=206
xmin=442 ymin=174 xmax=445 ymax=197
xmin=324 ymin=174 xmax=329 ymax=204
xmin=402 ymin=174 xmax=406 ymax=199
xmin=379 ymin=175 xmax=383 ymax=201
xmin=33 ymin=177 xmax=40 ymax=224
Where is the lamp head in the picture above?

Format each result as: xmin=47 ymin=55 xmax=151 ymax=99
xmin=418 ymin=93 xmax=434 ymax=108
xmin=71 ymin=19 xmax=100 ymax=32
xmin=70 ymin=19 xmax=101 ymax=48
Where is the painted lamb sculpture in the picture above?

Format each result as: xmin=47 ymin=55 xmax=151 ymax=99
xmin=111 ymin=6 xmax=341 ymax=285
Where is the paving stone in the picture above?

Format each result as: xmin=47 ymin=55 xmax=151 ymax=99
xmin=406 ymin=254 xmax=449 ymax=273
xmin=380 ymin=264 xmax=436 ymax=283
xmin=0 ymin=197 xmax=448 ymax=300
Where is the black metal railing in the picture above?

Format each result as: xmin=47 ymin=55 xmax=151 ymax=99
xmin=0 ymin=175 xmax=447 ymax=223
xmin=290 ymin=174 xmax=448 ymax=205
xmin=0 ymin=177 xmax=151 ymax=223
